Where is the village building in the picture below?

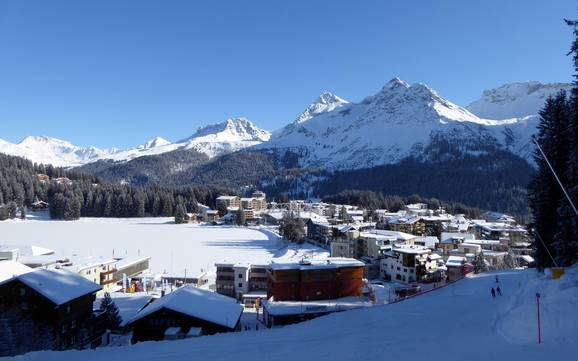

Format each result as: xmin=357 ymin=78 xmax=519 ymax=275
xmin=267 ymin=258 xmax=365 ymax=302
xmin=60 ymin=256 xmax=119 ymax=295
xmin=263 ymin=258 xmax=368 ymax=327
xmin=215 ymin=262 xmax=270 ymax=305
xmin=216 ymin=195 xmax=241 ymax=210
xmin=126 ymin=286 xmax=243 ymax=343
xmin=380 ymin=245 xmax=442 ymax=283
xmin=387 ymin=216 xmax=427 ymax=236
xmin=202 ymin=209 xmax=220 ymax=223
xmin=0 ymin=268 xmax=104 ymax=356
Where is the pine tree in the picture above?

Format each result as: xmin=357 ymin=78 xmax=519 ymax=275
xmin=473 ymin=252 xmax=487 ymax=273
xmin=174 ymin=202 xmax=188 ymax=224
xmin=528 ymin=92 xmax=569 ymax=269
xmin=99 ymin=292 xmax=122 ymax=331
xmin=236 ymin=205 xmax=246 ymax=226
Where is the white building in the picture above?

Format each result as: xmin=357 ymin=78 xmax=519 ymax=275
xmin=380 ymin=245 xmax=441 ymax=283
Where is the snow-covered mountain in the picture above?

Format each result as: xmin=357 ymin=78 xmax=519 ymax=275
xmin=0 ymin=80 xmax=570 ymax=169
xmin=0 ymin=136 xmax=118 ymax=167
xmin=466 ymin=81 xmax=573 ymax=119
xmin=177 ymin=117 xmax=271 ymax=158
xmin=262 ymin=78 xmax=533 ymax=169
xmin=0 ymin=118 xmax=270 ymax=167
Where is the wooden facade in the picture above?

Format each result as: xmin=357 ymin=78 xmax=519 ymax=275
xmin=0 ymin=279 xmax=101 ymax=356
xmin=128 ymin=307 xmax=239 ymax=344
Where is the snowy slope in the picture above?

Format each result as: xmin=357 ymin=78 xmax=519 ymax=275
xmin=465 ymin=81 xmax=573 ymax=161
xmin=466 ymin=81 xmax=573 ymax=119
xmin=15 ymin=267 xmax=578 ymax=361
xmin=0 ymin=118 xmax=270 ymax=167
xmin=263 ymin=78 xmax=529 ymax=169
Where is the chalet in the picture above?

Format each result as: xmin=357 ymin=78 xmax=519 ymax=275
xmin=0 ymin=269 xmax=103 ymax=356
xmin=202 ymin=209 xmax=220 ymax=223
xmin=473 ymin=221 xmax=527 ymax=244
xmin=126 ymin=286 xmax=243 ymax=343
xmin=387 ymin=216 xmax=426 ymax=236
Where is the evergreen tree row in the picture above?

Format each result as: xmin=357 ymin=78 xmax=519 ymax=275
xmin=528 ymin=19 xmax=578 ymax=268
xmin=0 ymin=153 xmax=236 ymax=221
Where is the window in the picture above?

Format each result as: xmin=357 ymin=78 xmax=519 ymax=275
xmin=238 ymin=274 xmax=243 ymax=279
xmin=71 ymin=320 xmax=76 ymax=329
xmin=238 ymin=283 xmax=242 ymax=287
xmin=66 ymin=305 xmax=71 ymax=314
xmin=20 ymin=288 xmax=26 ymax=296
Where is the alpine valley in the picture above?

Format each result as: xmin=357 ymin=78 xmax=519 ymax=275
xmin=0 ymin=78 xmax=572 ymax=215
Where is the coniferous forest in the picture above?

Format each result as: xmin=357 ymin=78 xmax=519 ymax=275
xmin=528 ymin=19 xmax=578 ymax=269
xmin=0 ymin=153 xmax=236 ymax=220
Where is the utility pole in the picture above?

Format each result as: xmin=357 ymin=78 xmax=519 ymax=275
xmin=536 ymin=292 xmax=542 ymax=344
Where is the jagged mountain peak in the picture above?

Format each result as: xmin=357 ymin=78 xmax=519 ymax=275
xmin=139 ymin=137 xmax=171 ymax=150
xmin=186 ymin=117 xmax=270 ymax=142
xmin=294 ymin=91 xmax=349 ymax=125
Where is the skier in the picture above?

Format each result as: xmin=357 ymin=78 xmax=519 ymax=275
xmin=495 ymin=275 xmax=499 ymax=283
xmin=491 ymin=287 xmax=496 ymax=298
xmin=496 ymin=286 xmax=502 ymax=296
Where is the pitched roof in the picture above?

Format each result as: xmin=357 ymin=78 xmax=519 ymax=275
xmin=128 ymin=285 xmax=243 ymax=329
xmin=0 ymin=260 xmax=32 ymax=283
xmin=16 ymin=268 xmax=101 ymax=305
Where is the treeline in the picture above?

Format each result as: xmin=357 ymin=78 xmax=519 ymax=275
xmin=0 ymin=153 xmax=236 ymax=220
xmin=322 ymin=190 xmax=482 ymax=219
xmin=529 ymin=20 xmax=578 ymax=268
xmin=315 ymin=151 xmax=533 ymax=217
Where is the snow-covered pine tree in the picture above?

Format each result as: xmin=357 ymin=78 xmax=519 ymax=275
xmin=555 ymin=18 xmax=578 ymax=266
xmin=528 ymin=92 xmax=570 ymax=269
xmin=174 ymin=200 xmax=188 ymax=224
xmin=99 ymin=292 xmax=122 ymax=331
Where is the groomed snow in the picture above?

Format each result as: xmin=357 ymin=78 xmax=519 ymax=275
xmin=0 ymin=217 xmax=328 ymax=276
xmin=11 ymin=268 xmax=578 ymax=361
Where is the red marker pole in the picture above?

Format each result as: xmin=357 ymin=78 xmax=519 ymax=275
xmin=536 ymin=292 xmax=542 ymax=343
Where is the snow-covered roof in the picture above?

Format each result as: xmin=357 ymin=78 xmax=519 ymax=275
xmin=262 ymin=296 xmax=372 ymax=316
xmin=446 ymin=256 xmax=466 ymax=267
xmin=0 ymin=260 xmax=33 ymax=283
xmin=217 ymin=196 xmax=238 ymax=201
xmin=270 ymin=257 xmax=364 ymax=271
xmin=391 ymin=245 xmax=431 ymax=255
xmin=94 ymin=294 xmax=154 ymax=327
xmin=17 ymin=268 xmax=101 ymax=305
xmin=128 ymin=285 xmax=243 ymax=329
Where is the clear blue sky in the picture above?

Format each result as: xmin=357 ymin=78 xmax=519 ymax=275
xmin=0 ymin=0 xmax=576 ymax=148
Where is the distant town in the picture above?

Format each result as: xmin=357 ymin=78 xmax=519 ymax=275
xmin=0 ymin=187 xmax=533 ymax=356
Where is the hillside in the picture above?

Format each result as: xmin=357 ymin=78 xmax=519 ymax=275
xmin=14 ymin=268 xmax=578 ymax=361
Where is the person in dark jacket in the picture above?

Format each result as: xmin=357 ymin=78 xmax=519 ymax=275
xmin=496 ymin=286 xmax=502 ymax=296
xmin=491 ymin=287 xmax=496 ymax=298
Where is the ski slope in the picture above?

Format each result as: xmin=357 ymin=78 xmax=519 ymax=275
xmin=10 ymin=267 xmax=577 ymax=361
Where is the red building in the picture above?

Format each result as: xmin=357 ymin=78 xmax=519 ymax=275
xmin=267 ymin=258 xmax=365 ymax=302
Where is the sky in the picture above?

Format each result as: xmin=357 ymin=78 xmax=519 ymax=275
xmin=0 ymin=0 xmax=576 ymax=149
